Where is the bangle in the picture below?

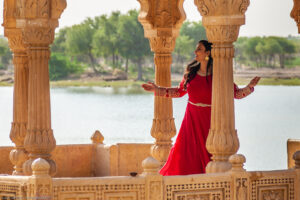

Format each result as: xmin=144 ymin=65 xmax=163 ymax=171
xmin=248 ymin=85 xmax=254 ymax=92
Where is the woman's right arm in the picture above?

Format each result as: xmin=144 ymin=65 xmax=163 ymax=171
xmin=142 ymin=78 xmax=187 ymax=98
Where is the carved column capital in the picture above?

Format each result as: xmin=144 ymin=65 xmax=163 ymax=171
xmin=149 ymin=36 xmax=176 ymax=53
xmin=194 ymin=0 xmax=249 ymax=17
xmin=205 ymin=25 xmax=241 ymax=44
xmin=22 ymin=27 xmax=55 ymax=47
xmin=14 ymin=0 xmax=66 ymax=19
xmin=138 ymin=0 xmax=186 ymax=53
xmin=291 ymin=0 xmax=300 ymax=33
xmin=4 ymin=29 xmax=27 ymax=52
xmin=194 ymin=0 xmax=249 ymax=44
xmin=15 ymin=0 xmax=66 ymax=45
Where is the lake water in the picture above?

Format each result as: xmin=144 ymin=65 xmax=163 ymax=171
xmin=0 ymin=85 xmax=299 ymax=171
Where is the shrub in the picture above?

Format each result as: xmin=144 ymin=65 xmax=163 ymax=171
xmin=49 ymin=53 xmax=84 ymax=80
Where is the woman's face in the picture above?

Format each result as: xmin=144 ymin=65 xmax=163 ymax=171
xmin=194 ymin=42 xmax=210 ymax=62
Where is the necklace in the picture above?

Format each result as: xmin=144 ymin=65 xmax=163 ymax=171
xmin=197 ymin=70 xmax=211 ymax=76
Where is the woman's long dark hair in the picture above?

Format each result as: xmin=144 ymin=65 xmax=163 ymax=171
xmin=183 ymin=40 xmax=213 ymax=90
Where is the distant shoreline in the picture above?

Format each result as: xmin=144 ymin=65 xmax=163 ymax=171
xmin=1 ymin=77 xmax=300 ymax=87
xmin=2 ymin=68 xmax=300 ymax=87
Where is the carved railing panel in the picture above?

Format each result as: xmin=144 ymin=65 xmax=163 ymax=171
xmin=250 ymin=174 xmax=295 ymax=200
xmin=162 ymin=170 xmax=298 ymax=200
xmin=53 ymin=180 xmax=145 ymax=200
xmin=164 ymin=176 xmax=231 ymax=200
xmin=0 ymin=180 xmax=25 ymax=200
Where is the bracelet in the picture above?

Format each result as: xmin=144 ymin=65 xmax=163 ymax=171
xmin=155 ymin=86 xmax=168 ymax=97
xmin=247 ymin=85 xmax=254 ymax=92
xmin=155 ymin=86 xmax=164 ymax=97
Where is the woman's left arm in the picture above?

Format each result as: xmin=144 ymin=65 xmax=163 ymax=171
xmin=234 ymin=77 xmax=260 ymax=99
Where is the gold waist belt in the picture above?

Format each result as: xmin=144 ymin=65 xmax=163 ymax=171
xmin=188 ymin=101 xmax=211 ymax=107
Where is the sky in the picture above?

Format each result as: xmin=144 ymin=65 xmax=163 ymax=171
xmin=0 ymin=0 xmax=298 ymax=37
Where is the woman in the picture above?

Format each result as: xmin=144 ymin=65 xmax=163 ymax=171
xmin=142 ymin=40 xmax=260 ymax=176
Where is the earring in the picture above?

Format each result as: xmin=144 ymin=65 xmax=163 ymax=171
xmin=205 ymin=56 xmax=209 ymax=61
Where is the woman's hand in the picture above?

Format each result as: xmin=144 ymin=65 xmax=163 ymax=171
xmin=141 ymin=82 xmax=158 ymax=92
xmin=248 ymin=76 xmax=261 ymax=88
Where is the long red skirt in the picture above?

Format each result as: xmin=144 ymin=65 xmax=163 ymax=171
xmin=159 ymin=103 xmax=212 ymax=175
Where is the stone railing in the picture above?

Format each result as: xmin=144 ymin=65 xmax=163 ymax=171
xmin=0 ymin=131 xmax=152 ymax=177
xmin=0 ymin=176 xmax=27 ymax=199
xmin=52 ymin=176 xmax=146 ymax=200
xmin=163 ymin=170 xmax=297 ymax=200
xmin=0 ymin=154 xmax=299 ymax=200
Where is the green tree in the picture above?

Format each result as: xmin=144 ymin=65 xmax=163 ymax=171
xmin=92 ymin=12 xmax=121 ymax=68
xmin=51 ymin=27 xmax=69 ymax=53
xmin=262 ymin=38 xmax=282 ymax=67
xmin=0 ymin=37 xmax=12 ymax=70
xmin=270 ymin=37 xmax=295 ymax=68
xmin=66 ymin=18 xmax=99 ymax=73
xmin=234 ymin=36 xmax=297 ymax=69
xmin=173 ymin=35 xmax=194 ymax=72
xmin=234 ymin=37 xmax=248 ymax=68
xmin=244 ymin=37 xmax=263 ymax=67
xmin=118 ymin=12 xmax=135 ymax=75
xmin=180 ymin=21 xmax=207 ymax=46
xmin=172 ymin=21 xmax=207 ymax=72
xmin=49 ymin=53 xmax=84 ymax=80
xmin=118 ymin=10 xmax=151 ymax=80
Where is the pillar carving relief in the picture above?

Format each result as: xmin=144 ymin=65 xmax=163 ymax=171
xmin=194 ymin=0 xmax=250 ymax=173
xmin=291 ymin=0 xmax=300 ymax=33
xmin=12 ymin=0 xmax=67 ymax=176
xmin=3 ymin=0 xmax=29 ymax=175
xmin=137 ymin=0 xmax=185 ymax=165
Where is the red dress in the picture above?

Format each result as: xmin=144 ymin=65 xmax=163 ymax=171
xmin=159 ymin=74 xmax=253 ymax=176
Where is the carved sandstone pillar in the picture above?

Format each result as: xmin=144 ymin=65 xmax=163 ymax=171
xmin=137 ymin=0 xmax=185 ymax=165
xmin=291 ymin=0 xmax=300 ymax=33
xmin=14 ymin=0 xmax=67 ymax=176
xmin=3 ymin=0 xmax=29 ymax=175
xmin=194 ymin=0 xmax=250 ymax=173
